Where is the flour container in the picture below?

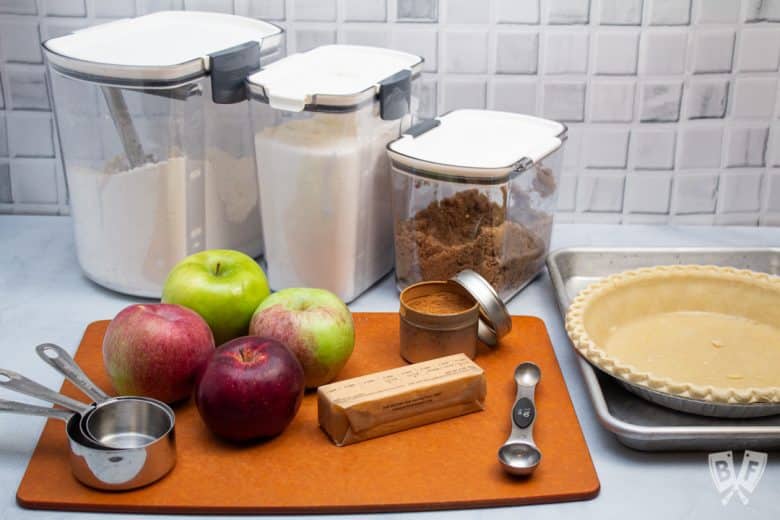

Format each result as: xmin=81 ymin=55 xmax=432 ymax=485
xmin=246 ymin=45 xmax=423 ymax=302
xmin=387 ymin=110 xmax=567 ymax=301
xmin=42 ymin=12 xmax=282 ymax=297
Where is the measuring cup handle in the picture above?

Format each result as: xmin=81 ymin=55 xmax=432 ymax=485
xmin=0 ymin=398 xmax=73 ymax=422
xmin=36 ymin=343 xmax=111 ymax=403
xmin=509 ymin=383 xmax=537 ymax=444
xmin=0 ymin=368 xmax=92 ymax=415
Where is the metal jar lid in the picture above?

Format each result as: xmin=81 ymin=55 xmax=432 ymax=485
xmin=450 ymin=270 xmax=512 ymax=346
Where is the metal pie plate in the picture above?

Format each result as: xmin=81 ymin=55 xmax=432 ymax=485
xmin=548 ymin=247 xmax=780 ymax=451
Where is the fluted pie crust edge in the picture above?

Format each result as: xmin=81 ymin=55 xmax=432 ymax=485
xmin=565 ymin=264 xmax=780 ymax=405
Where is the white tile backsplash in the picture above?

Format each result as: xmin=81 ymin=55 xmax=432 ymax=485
xmin=343 ymin=0 xmax=386 ymax=22
xmin=542 ymin=81 xmax=586 ymax=121
xmin=546 ymin=0 xmax=590 ymax=24
xmin=42 ymin=0 xmax=86 ymax=17
xmin=639 ymin=30 xmax=687 ymax=75
xmin=544 ymin=31 xmax=589 ymax=74
xmin=9 ymin=159 xmax=57 ymax=204
xmin=624 ymin=172 xmax=672 ymax=213
xmin=6 ymin=66 xmax=49 ymax=110
xmin=632 ymin=128 xmax=676 ymax=170
xmin=589 ymin=80 xmax=635 ymax=122
xmin=0 ymin=0 xmax=777 ymax=226
xmin=639 ymin=81 xmax=683 ymax=122
xmin=679 ymin=127 xmax=724 ymax=168
xmin=391 ymin=28 xmax=438 ymax=72
xmin=691 ymin=29 xmax=735 ymax=73
xmin=732 ymin=77 xmax=778 ymax=119
xmin=744 ymin=0 xmax=780 ymax=23
xmin=490 ymin=79 xmax=537 ymax=114
xmin=766 ymin=172 xmax=780 ymax=211
xmin=686 ymin=79 xmax=729 ymax=119
xmin=725 ymin=126 xmax=769 ymax=168
xmin=0 ymin=21 xmax=42 ymax=63
xmin=496 ymin=0 xmax=540 ymax=24
xmin=444 ymin=0 xmax=489 ymax=24
xmin=598 ymin=0 xmax=643 ymax=25
xmin=495 ymin=31 xmax=538 ymax=74
xmin=737 ymin=28 xmax=780 ymax=72
xmin=292 ymin=0 xmax=336 ymax=21
xmin=593 ymin=30 xmax=639 ymax=75
xmin=442 ymin=79 xmax=486 ymax=112
xmin=443 ymin=30 xmax=488 ymax=74
xmin=673 ymin=172 xmax=719 ymax=214
xmin=577 ymin=173 xmax=625 ymax=212
xmin=584 ymin=128 xmax=631 ymax=168
xmin=647 ymin=0 xmax=691 ymax=25
xmin=770 ymin=126 xmax=780 ymax=167
xmin=6 ymin=111 xmax=53 ymax=158
xmin=719 ymin=171 xmax=763 ymax=212
xmin=695 ymin=0 xmax=740 ymax=24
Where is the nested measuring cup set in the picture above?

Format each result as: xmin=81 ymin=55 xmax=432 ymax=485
xmin=0 ymin=344 xmax=175 ymax=491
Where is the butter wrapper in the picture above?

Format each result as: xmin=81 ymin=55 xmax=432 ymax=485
xmin=317 ymin=353 xmax=486 ymax=446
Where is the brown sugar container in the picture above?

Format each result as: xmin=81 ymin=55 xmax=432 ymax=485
xmin=399 ymin=270 xmax=512 ymax=363
xmin=387 ymin=110 xmax=567 ymax=302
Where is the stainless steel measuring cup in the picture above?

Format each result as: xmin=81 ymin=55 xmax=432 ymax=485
xmin=35 ymin=343 xmax=176 ymax=450
xmin=0 ymin=397 xmax=173 ymax=490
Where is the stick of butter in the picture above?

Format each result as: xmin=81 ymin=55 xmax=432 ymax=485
xmin=317 ymin=353 xmax=486 ymax=446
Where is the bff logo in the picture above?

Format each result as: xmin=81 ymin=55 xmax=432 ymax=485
xmin=709 ymin=450 xmax=767 ymax=505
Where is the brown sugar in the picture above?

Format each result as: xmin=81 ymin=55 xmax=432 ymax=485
xmin=406 ymin=291 xmax=475 ymax=314
xmin=394 ymin=189 xmax=552 ymax=297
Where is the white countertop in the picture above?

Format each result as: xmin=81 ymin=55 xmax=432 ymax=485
xmin=1 ymin=216 xmax=778 ymax=520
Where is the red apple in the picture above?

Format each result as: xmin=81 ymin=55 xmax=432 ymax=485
xmin=103 ymin=303 xmax=215 ymax=404
xmin=194 ymin=336 xmax=305 ymax=442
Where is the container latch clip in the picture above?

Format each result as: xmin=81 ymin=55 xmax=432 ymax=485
xmin=379 ymin=69 xmax=412 ymax=121
xmin=209 ymin=41 xmax=261 ymax=104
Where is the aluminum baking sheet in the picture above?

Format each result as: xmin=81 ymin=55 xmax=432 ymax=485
xmin=547 ymin=247 xmax=780 ymax=451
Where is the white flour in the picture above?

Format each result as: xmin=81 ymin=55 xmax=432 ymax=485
xmin=68 ymin=150 xmax=262 ymax=297
xmin=254 ymin=110 xmax=408 ymax=302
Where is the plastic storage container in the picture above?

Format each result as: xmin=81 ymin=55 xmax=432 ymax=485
xmin=387 ymin=110 xmax=567 ymax=301
xmin=246 ymin=45 xmax=423 ymax=302
xmin=43 ymin=11 xmax=282 ymax=297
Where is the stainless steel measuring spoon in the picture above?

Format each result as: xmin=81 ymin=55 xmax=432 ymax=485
xmin=0 ymin=368 xmax=93 ymax=416
xmin=498 ymin=362 xmax=542 ymax=476
xmin=36 ymin=343 xmax=110 ymax=403
xmin=0 ymin=398 xmax=174 ymax=490
xmin=35 ymin=343 xmax=176 ymax=450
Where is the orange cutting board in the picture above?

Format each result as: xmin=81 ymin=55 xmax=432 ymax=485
xmin=17 ymin=314 xmax=599 ymax=514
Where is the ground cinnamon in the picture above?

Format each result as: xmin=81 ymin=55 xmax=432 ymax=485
xmin=394 ymin=189 xmax=552 ymax=297
xmin=406 ymin=291 xmax=475 ymax=314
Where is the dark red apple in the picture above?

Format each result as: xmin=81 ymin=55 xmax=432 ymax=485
xmin=194 ymin=336 xmax=305 ymax=442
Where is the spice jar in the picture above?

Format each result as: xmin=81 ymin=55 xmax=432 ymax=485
xmin=399 ymin=270 xmax=512 ymax=363
xmin=387 ymin=110 xmax=567 ymax=302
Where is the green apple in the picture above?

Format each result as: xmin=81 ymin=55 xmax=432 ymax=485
xmin=162 ymin=249 xmax=270 ymax=345
xmin=249 ymin=288 xmax=355 ymax=389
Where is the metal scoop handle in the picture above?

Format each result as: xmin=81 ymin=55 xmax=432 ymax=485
xmin=0 ymin=369 xmax=92 ymax=415
xmin=36 ymin=343 xmax=111 ymax=403
xmin=0 ymin=398 xmax=73 ymax=422
xmin=508 ymin=373 xmax=538 ymax=446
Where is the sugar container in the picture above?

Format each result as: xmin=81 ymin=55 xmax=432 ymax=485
xmin=246 ymin=45 xmax=423 ymax=302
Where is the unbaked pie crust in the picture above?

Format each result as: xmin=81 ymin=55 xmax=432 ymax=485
xmin=565 ymin=265 xmax=780 ymax=404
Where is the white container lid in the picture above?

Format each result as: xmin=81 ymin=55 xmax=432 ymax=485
xmin=387 ymin=110 xmax=566 ymax=181
xmin=246 ymin=45 xmax=423 ymax=112
xmin=42 ymin=11 xmax=282 ymax=86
